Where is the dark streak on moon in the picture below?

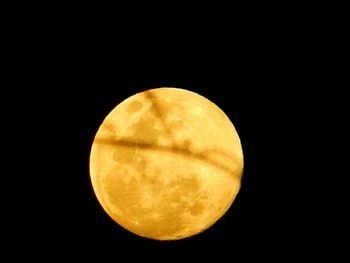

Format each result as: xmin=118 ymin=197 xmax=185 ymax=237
xmin=94 ymin=137 xmax=241 ymax=178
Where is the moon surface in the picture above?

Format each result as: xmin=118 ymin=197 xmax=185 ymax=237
xmin=89 ymin=87 xmax=244 ymax=240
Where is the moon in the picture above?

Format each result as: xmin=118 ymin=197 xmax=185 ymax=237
xmin=89 ymin=87 xmax=244 ymax=240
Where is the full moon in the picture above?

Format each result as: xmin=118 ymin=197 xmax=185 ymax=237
xmin=89 ymin=87 xmax=244 ymax=240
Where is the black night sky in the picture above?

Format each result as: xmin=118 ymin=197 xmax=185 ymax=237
xmin=38 ymin=70 xmax=308 ymax=260
xmin=15 ymin=20 xmax=333 ymax=260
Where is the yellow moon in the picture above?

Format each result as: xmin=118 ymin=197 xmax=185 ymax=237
xmin=89 ymin=87 xmax=244 ymax=240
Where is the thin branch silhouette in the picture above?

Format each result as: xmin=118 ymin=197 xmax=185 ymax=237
xmin=144 ymin=90 xmax=176 ymax=138
xmin=95 ymin=90 xmax=242 ymax=178
xmin=94 ymin=137 xmax=241 ymax=178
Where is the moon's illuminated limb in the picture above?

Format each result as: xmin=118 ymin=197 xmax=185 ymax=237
xmin=89 ymin=87 xmax=244 ymax=240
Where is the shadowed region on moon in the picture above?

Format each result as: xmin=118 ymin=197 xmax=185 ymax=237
xmin=127 ymin=100 xmax=143 ymax=114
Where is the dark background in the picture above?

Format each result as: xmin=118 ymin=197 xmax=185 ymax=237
xmin=36 ymin=65 xmax=310 ymax=260
xmin=10 ymin=12 xmax=338 ymax=259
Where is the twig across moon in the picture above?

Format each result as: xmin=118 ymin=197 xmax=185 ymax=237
xmin=89 ymin=87 xmax=244 ymax=240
